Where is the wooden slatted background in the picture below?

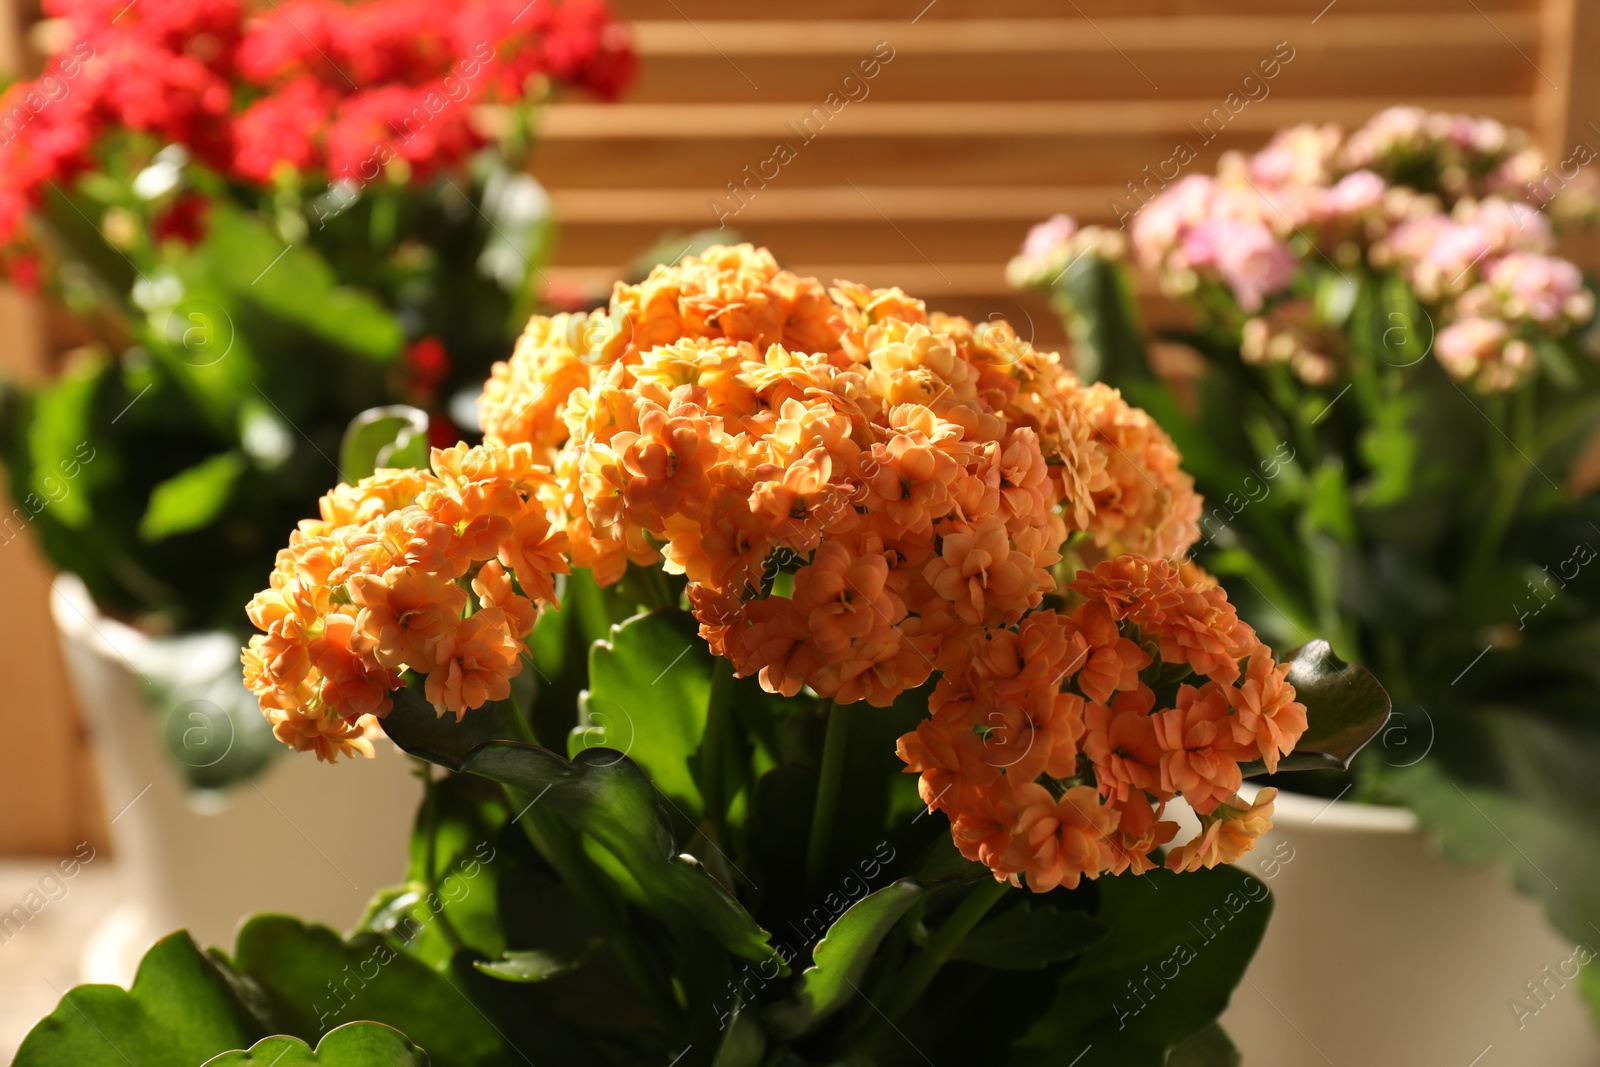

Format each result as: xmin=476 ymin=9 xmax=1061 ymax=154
xmin=539 ymin=0 xmax=1600 ymax=343
xmin=2 ymin=0 xmax=1600 ymax=852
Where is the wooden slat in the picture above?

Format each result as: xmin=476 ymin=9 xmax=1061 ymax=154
xmin=538 ymin=96 xmax=1534 ymax=140
xmin=628 ymin=14 xmax=1538 ymax=55
xmin=625 ymin=45 xmax=1531 ymax=105
xmin=612 ymin=0 xmax=1534 ymax=19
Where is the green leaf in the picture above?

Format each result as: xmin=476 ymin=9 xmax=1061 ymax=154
xmin=358 ymin=773 xmax=512 ymax=971
xmin=711 ymin=1001 xmax=768 ymax=1067
xmin=576 ymin=610 xmax=712 ymax=822
xmin=139 ymin=452 xmax=247 ymax=541
xmin=340 ymin=406 xmax=430 ymax=484
xmin=765 ymin=879 xmax=925 ymax=1039
xmin=380 ymin=703 xmax=779 ymax=967
xmin=22 ymin=356 xmax=107 ymax=529
xmin=230 ymin=916 xmax=518 ymax=1067
xmin=949 ymin=900 xmax=1106 ymax=970
xmin=473 ymin=941 xmax=601 ymax=983
xmin=200 ymin=1022 xmax=429 ymax=1066
xmin=1165 ymin=1022 xmax=1241 ymax=1067
xmin=1245 ymin=639 xmax=1391 ymax=776
xmin=1011 ymin=867 xmax=1271 ymax=1067
xmin=1056 ymin=253 xmax=1153 ymax=384
xmin=14 ymin=932 xmax=266 ymax=1067
xmin=193 ymin=207 xmax=404 ymax=361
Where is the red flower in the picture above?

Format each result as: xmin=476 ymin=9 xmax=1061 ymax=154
xmin=406 ymin=336 xmax=452 ymax=400
xmin=232 ymin=76 xmax=335 ymax=182
xmin=152 ymin=193 xmax=209 ymax=246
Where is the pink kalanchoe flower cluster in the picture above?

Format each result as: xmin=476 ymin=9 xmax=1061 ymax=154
xmin=1011 ymin=108 xmax=1598 ymax=392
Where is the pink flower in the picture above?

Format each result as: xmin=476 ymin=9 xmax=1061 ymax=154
xmin=1181 ymin=218 xmax=1294 ymax=312
xmin=1022 ymin=214 xmax=1078 ymax=261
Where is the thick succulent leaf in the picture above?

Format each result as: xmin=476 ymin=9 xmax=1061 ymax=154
xmin=382 ymin=702 xmax=779 ymax=967
xmin=1011 ymin=866 xmax=1271 ymax=1067
xmin=340 ymin=406 xmax=429 ymax=483
xmin=230 ymin=916 xmax=519 ymax=1067
xmin=1165 ymin=1022 xmax=1242 ymax=1067
xmin=200 ymin=1022 xmax=428 ymax=1066
xmin=383 ymin=685 xmax=528 ymax=767
xmin=711 ymin=1001 xmax=768 ymax=1067
xmin=1243 ymin=639 xmax=1391 ymax=776
xmin=765 ymin=879 xmax=926 ymax=1039
xmin=576 ymin=610 xmax=712 ymax=823
xmin=473 ymin=941 xmax=601 ymax=983
xmin=464 ymin=743 xmax=779 ymax=965
xmin=949 ymin=900 xmax=1106 ymax=970
xmin=358 ymin=774 xmax=511 ymax=971
xmin=14 ymin=932 xmax=267 ymax=1067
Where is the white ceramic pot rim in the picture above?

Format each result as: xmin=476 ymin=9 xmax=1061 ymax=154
xmin=50 ymin=572 xmax=151 ymax=674
xmin=1239 ymin=780 xmax=1418 ymax=834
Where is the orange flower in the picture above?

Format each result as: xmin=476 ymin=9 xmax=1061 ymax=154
xmin=1004 ymin=783 xmax=1119 ymax=892
xmin=310 ymin=614 xmax=399 ymax=720
xmin=425 ymin=608 xmax=525 ymax=720
xmin=348 ymin=567 xmax=467 ymax=671
xmin=1229 ymin=644 xmax=1308 ymax=773
xmin=1082 ymin=687 xmax=1162 ymax=803
xmin=1167 ymin=789 xmax=1278 ymax=872
xmin=1105 ymin=798 xmax=1178 ymax=876
xmin=1153 ymin=682 xmax=1248 ymax=815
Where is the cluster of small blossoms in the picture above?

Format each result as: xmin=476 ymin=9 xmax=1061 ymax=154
xmin=1011 ymin=108 xmax=1598 ymax=392
xmin=479 ymin=244 xmax=1202 ymax=708
xmin=0 ymin=0 xmax=634 ymax=257
xmin=251 ymin=245 xmax=1293 ymax=884
xmin=241 ymin=444 xmax=568 ymax=761
xmin=897 ymin=555 xmax=1299 ymax=891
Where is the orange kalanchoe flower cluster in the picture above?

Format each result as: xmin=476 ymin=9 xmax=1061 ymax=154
xmin=255 ymin=244 xmax=1302 ymax=886
xmin=241 ymin=444 xmax=568 ymax=762
xmin=480 ymin=244 xmax=1201 ymax=709
xmin=898 ymin=555 xmax=1304 ymax=891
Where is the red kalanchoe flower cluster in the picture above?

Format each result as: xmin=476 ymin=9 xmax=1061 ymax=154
xmin=0 ymin=0 xmax=635 ymax=246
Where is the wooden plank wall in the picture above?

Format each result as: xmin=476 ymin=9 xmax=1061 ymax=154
xmin=539 ymin=0 xmax=1589 ymax=343
xmin=0 ymin=0 xmax=1597 ymax=853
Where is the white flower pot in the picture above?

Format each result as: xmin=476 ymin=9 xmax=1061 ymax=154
xmin=1222 ymin=787 xmax=1600 ymax=1066
xmin=50 ymin=574 xmax=420 ymax=985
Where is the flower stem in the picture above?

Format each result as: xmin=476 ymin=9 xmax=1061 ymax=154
xmin=805 ymin=698 xmax=847 ymax=900
xmin=701 ymin=656 xmax=737 ymax=842
xmin=871 ymin=878 xmax=1009 ymax=1027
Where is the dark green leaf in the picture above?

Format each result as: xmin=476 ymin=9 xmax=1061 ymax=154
xmin=380 ymin=704 xmax=779 ymax=967
xmin=473 ymin=940 xmax=601 ymax=983
xmin=1056 ymin=253 xmax=1152 ymax=384
xmin=711 ymin=1001 xmax=768 ymax=1067
xmin=1011 ymin=867 xmax=1271 ymax=1067
xmin=576 ymin=610 xmax=711 ymax=822
xmin=231 ymin=916 xmax=518 ymax=1067
xmin=1245 ymin=639 xmax=1391 ymax=775
xmin=14 ymin=932 xmax=266 ymax=1067
xmin=340 ymin=407 xmax=430 ymax=483
xmin=1165 ymin=1022 xmax=1241 ymax=1067
xmin=199 ymin=1022 xmax=428 ymax=1066
xmin=949 ymin=901 xmax=1106 ymax=970
xmin=765 ymin=879 xmax=925 ymax=1039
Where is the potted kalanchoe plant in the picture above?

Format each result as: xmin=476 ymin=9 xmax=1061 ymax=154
xmin=0 ymin=0 xmax=634 ymax=787
xmin=1011 ymin=107 xmax=1600 ymax=1036
xmin=20 ymin=246 xmax=1388 ymax=1066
